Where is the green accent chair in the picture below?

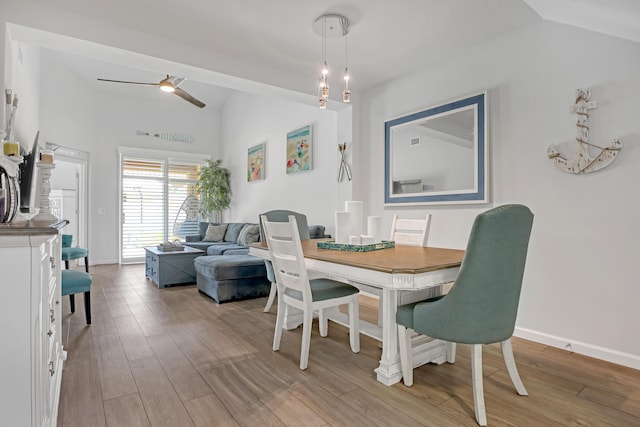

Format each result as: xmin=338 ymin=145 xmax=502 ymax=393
xmin=396 ymin=204 xmax=534 ymax=426
xmin=261 ymin=215 xmax=359 ymax=370
xmin=61 ymin=234 xmax=89 ymax=273
xmin=259 ymin=210 xmax=310 ymax=313
xmin=61 ymin=269 xmax=92 ymax=325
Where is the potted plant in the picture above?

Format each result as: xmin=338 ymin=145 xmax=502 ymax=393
xmin=197 ymin=159 xmax=231 ymax=222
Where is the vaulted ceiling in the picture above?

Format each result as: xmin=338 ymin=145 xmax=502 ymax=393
xmin=10 ymin=0 xmax=640 ymax=108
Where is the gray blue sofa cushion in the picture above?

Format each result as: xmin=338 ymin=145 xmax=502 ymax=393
xmin=185 ymin=222 xmax=251 ymax=252
xmin=308 ymin=225 xmax=328 ymax=239
xmin=195 ymin=255 xmax=266 ymax=281
xmin=206 ymin=243 xmax=247 ymax=255
xmin=194 ymin=254 xmax=270 ymax=303
xmin=198 ymin=221 xmax=211 ymax=239
xmin=185 ymin=222 xmax=328 ymax=253
xmin=224 ymin=222 xmax=246 ymax=242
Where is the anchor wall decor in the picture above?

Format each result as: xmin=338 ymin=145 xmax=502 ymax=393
xmin=547 ymin=89 xmax=622 ymax=174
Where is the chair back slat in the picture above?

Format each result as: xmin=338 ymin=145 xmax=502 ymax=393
xmin=261 ymin=215 xmax=311 ymax=300
xmin=389 ymin=214 xmax=431 ymax=246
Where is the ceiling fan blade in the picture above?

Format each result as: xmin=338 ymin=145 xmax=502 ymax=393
xmin=174 ymin=87 xmax=206 ymax=108
xmin=172 ymin=77 xmax=186 ymax=87
xmin=97 ymin=78 xmax=158 ymax=86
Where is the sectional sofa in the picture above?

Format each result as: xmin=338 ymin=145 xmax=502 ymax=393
xmin=184 ymin=221 xmax=328 ymax=304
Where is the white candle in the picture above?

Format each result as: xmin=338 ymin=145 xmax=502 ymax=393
xmin=345 ymin=201 xmax=363 ymax=237
xmin=349 ymin=235 xmax=361 ymax=245
xmin=335 ymin=211 xmax=351 ymax=244
xmin=361 ymin=235 xmax=375 ymax=245
xmin=367 ymin=216 xmax=382 ymax=242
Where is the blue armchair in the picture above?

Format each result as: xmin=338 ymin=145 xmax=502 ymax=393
xmin=61 ymin=234 xmax=89 ymax=273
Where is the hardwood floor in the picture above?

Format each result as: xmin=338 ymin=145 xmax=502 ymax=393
xmin=58 ymin=264 xmax=640 ymax=426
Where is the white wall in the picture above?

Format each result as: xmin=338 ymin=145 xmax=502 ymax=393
xmin=7 ymin=40 xmax=40 ymax=149
xmin=39 ymin=49 xmax=223 ymax=264
xmin=50 ymin=160 xmax=77 ymax=190
xmin=357 ymin=20 xmax=640 ymax=368
xmin=221 ymin=91 xmax=350 ymax=230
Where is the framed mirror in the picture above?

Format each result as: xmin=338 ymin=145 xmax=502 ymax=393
xmin=384 ymin=92 xmax=487 ymax=205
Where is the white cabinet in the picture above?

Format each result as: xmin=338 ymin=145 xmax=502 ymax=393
xmin=0 ymin=222 xmax=66 ymax=427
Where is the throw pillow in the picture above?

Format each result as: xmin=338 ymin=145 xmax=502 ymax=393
xmin=203 ymin=224 xmax=228 ymax=242
xmin=237 ymin=224 xmax=260 ymax=246
xmin=308 ymin=225 xmax=326 ymax=239
xmin=224 ymin=223 xmax=246 ymax=242
xmin=198 ymin=221 xmax=212 ymax=239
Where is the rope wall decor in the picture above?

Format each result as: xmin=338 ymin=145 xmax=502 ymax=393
xmin=547 ymin=89 xmax=622 ymax=174
xmin=337 ymin=142 xmax=352 ymax=182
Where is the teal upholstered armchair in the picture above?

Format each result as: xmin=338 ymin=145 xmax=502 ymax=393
xmin=396 ymin=204 xmax=534 ymax=426
xmin=61 ymin=269 xmax=92 ymax=324
xmin=61 ymin=234 xmax=89 ymax=273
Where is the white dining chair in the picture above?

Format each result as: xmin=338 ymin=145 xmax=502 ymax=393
xmin=354 ymin=215 xmax=433 ymax=324
xmin=387 ymin=213 xmax=457 ymax=359
xmin=389 ymin=214 xmax=431 ymax=246
xmin=259 ymin=210 xmax=310 ymax=313
xmin=261 ymin=214 xmax=360 ymax=370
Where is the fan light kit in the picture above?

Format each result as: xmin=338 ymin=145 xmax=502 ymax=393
xmin=312 ymin=13 xmax=352 ymax=108
xmin=97 ymin=74 xmax=205 ymax=108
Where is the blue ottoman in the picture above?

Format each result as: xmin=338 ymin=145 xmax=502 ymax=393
xmin=194 ymin=255 xmax=270 ymax=304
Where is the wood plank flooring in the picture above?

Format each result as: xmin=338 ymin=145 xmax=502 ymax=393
xmin=58 ymin=264 xmax=640 ymax=426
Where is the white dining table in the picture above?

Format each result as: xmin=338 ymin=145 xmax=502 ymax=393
xmin=249 ymin=240 xmax=464 ymax=386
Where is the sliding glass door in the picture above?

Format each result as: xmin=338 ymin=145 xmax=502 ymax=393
xmin=120 ymin=154 xmax=202 ymax=263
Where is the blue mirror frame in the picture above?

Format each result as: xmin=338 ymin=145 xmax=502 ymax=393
xmin=384 ymin=92 xmax=488 ymax=205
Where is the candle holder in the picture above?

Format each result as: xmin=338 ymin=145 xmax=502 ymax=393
xmin=32 ymin=161 xmax=57 ymax=222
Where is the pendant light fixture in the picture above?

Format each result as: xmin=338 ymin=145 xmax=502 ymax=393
xmin=343 ymin=33 xmax=350 ymax=103
xmin=313 ymin=13 xmax=351 ymax=108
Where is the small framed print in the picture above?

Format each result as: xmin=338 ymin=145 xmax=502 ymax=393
xmin=286 ymin=125 xmax=312 ymax=174
xmin=247 ymin=142 xmax=266 ymax=182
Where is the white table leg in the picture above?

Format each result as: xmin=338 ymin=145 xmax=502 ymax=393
xmin=374 ymin=288 xmax=403 ymax=385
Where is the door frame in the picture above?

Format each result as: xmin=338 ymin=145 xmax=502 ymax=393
xmin=46 ymin=143 xmax=90 ymax=253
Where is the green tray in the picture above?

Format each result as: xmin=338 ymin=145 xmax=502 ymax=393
xmin=317 ymin=240 xmax=395 ymax=252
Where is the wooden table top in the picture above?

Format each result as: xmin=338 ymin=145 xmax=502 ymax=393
xmin=250 ymin=239 xmax=465 ymax=275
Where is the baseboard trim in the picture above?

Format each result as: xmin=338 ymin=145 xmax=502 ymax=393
xmin=90 ymin=258 xmax=118 ymax=265
xmin=514 ymin=327 xmax=640 ymax=370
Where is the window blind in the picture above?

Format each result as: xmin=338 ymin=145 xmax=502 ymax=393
xmin=121 ymin=156 xmax=201 ymax=263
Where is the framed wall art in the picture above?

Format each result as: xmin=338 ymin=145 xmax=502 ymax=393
xmin=286 ymin=124 xmax=312 ymax=174
xmin=247 ymin=142 xmax=266 ymax=182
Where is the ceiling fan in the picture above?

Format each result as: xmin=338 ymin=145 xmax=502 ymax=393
xmin=97 ymin=75 xmax=206 ymax=108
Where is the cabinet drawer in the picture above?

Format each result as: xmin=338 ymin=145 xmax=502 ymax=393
xmin=145 ymin=251 xmax=159 ymax=282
